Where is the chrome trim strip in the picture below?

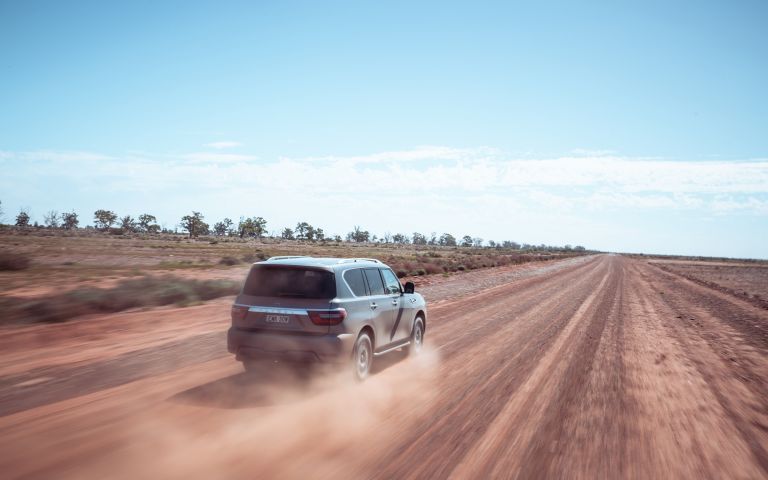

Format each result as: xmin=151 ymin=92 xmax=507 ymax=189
xmin=242 ymin=305 xmax=309 ymax=315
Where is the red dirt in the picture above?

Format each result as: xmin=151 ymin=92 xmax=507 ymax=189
xmin=1 ymin=255 xmax=767 ymax=479
xmin=650 ymin=260 xmax=768 ymax=310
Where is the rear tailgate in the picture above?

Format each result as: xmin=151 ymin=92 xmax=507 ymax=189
xmin=233 ymin=264 xmax=337 ymax=334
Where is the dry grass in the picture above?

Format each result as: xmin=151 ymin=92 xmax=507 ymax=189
xmin=2 ymin=276 xmax=240 ymax=324
xmin=0 ymin=229 xmax=589 ymax=323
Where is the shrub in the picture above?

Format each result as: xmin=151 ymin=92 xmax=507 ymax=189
xmin=423 ymin=263 xmax=443 ymax=275
xmin=241 ymin=251 xmax=268 ymax=263
xmin=192 ymin=279 xmax=239 ymax=301
xmin=0 ymin=252 xmax=31 ymax=271
xmin=396 ymin=270 xmax=407 ymax=278
xmin=16 ymin=275 xmax=240 ymax=324
xmin=219 ymin=256 xmax=241 ymax=266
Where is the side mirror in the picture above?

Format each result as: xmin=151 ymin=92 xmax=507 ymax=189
xmin=404 ymin=281 xmax=415 ymax=294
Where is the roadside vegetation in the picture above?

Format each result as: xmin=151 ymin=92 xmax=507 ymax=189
xmin=1 ymin=276 xmax=240 ymax=324
xmin=0 ymin=201 xmax=596 ymax=324
xmin=0 ymin=203 xmax=588 ymax=252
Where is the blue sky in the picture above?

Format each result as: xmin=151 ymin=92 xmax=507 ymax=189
xmin=1 ymin=1 xmax=766 ymax=257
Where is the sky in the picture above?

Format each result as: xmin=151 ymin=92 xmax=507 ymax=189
xmin=1 ymin=0 xmax=766 ymax=258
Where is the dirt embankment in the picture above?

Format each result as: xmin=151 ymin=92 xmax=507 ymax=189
xmin=1 ymin=254 xmax=767 ymax=479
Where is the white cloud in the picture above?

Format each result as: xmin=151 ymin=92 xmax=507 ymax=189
xmin=204 ymin=141 xmax=242 ymax=149
xmin=3 ymin=146 xmax=767 ymax=257
xmin=4 ymin=147 xmax=768 ymax=196
xmin=3 ymin=147 xmax=768 ymax=221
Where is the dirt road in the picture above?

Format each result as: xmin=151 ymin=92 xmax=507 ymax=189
xmin=1 ymin=255 xmax=767 ymax=479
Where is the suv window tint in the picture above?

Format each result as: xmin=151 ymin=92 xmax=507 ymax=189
xmin=242 ymin=266 xmax=336 ymax=299
xmin=343 ymin=268 xmax=368 ymax=297
xmin=381 ymin=268 xmax=401 ymax=295
xmin=364 ymin=268 xmax=386 ymax=296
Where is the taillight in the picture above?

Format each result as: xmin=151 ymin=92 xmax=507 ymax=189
xmin=231 ymin=305 xmax=248 ymax=322
xmin=308 ymin=308 xmax=347 ymax=326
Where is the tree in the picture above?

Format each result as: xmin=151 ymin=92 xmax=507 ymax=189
xmin=488 ymin=240 xmax=497 ymax=248
xmin=252 ymin=217 xmax=267 ymax=238
xmin=473 ymin=237 xmax=484 ymax=248
xmin=295 ymin=222 xmax=310 ymax=240
xmin=382 ymin=232 xmax=392 ymax=243
xmin=281 ymin=227 xmax=295 ymax=240
xmin=15 ymin=209 xmax=30 ymax=227
xmin=61 ymin=211 xmax=79 ymax=230
xmin=180 ymin=211 xmax=208 ymax=238
xmin=347 ymin=226 xmax=370 ymax=243
xmin=314 ymin=227 xmax=325 ymax=242
xmin=239 ymin=216 xmax=267 ymax=238
xmin=138 ymin=214 xmax=160 ymax=233
xmin=0 ymin=200 xmax=4 ymax=223
xmin=333 ymin=234 xmax=342 ymax=243
xmin=238 ymin=217 xmax=252 ymax=237
xmin=94 ymin=210 xmax=118 ymax=230
xmin=120 ymin=215 xmax=137 ymax=233
xmin=439 ymin=233 xmax=457 ymax=247
xmin=214 ymin=218 xmax=233 ymax=236
xmin=428 ymin=232 xmax=438 ymax=245
xmin=461 ymin=235 xmax=473 ymax=247
xmin=412 ymin=232 xmax=427 ymax=245
xmin=392 ymin=233 xmax=409 ymax=244
xmin=44 ymin=210 xmax=60 ymax=228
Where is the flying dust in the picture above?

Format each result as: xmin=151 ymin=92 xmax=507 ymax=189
xmin=68 ymin=348 xmax=441 ymax=480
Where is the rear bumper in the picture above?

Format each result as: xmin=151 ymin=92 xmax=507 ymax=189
xmin=227 ymin=327 xmax=356 ymax=363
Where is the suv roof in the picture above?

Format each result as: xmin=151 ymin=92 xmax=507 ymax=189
xmin=257 ymin=256 xmax=385 ymax=270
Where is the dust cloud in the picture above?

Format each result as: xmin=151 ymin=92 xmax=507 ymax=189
xmin=72 ymin=348 xmax=441 ymax=480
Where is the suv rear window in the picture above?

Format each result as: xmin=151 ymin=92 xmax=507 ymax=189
xmin=242 ymin=266 xmax=336 ymax=298
xmin=343 ymin=268 xmax=368 ymax=296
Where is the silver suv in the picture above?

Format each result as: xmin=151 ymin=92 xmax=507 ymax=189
xmin=227 ymin=256 xmax=427 ymax=380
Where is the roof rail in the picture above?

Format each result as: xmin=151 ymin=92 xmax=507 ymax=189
xmin=266 ymin=255 xmax=312 ymax=261
xmin=338 ymin=258 xmax=382 ymax=264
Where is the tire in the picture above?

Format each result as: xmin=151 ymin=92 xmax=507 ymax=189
xmin=407 ymin=316 xmax=424 ymax=356
xmin=353 ymin=332 xmax=373 ymax=381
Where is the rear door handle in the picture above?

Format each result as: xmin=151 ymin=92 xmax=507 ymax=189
xmin=370 ymin=303 xmax=377 ymax=310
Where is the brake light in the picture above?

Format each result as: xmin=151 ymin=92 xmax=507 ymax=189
xmin=231 ymin=305 xmax=248 ymax=322
xmin=308 ymin=308 xmax=347 ymax=326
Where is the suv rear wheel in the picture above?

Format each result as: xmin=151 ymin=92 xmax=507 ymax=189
xmin=353 ymin=332 xmax=373 ymax=381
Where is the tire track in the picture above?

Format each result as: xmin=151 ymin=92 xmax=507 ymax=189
xmin=367 ymin=257 xmax=610 ymax=479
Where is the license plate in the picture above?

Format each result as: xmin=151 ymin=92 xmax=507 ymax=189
xmin=265 ymin=314 xmax=290 ymax=324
